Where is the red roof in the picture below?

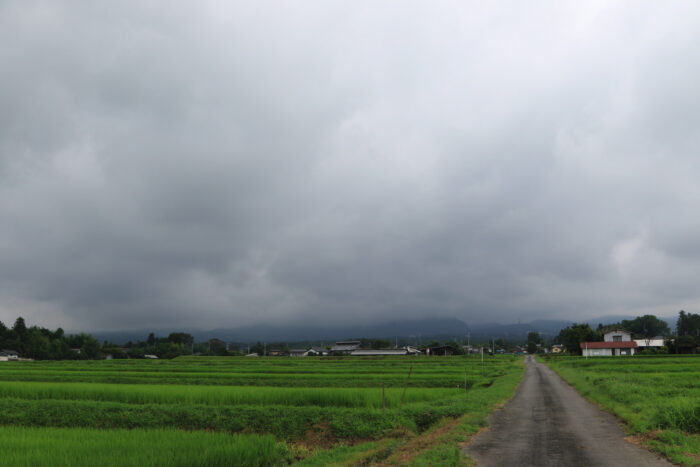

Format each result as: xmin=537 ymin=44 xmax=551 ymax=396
xmin=580 ymin=341 xmax=638 ymax=349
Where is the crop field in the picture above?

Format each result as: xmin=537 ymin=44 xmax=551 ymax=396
xmin=0 ymin=355 xmax=524 ymax=466
xmin=544 ymin=355 xmax=700 ymax=466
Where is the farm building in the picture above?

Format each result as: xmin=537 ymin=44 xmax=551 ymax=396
xmin=330 ymin=341 xmax=361 ymax=355
xmin=350 ymin=347 xmax=422 ymax=356
xmin=307 ymin=347 xmax=329 ymax=356
xmin=550 ymin=344 xmax=564 ymax=354
xmin=426 ymin=345 xmax=456 ymax=356
xmin=290 ymin=347 xmax=330 ymax=357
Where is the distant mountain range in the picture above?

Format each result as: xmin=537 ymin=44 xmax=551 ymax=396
xmin=91 ymin=314 xmax=675 ymax=345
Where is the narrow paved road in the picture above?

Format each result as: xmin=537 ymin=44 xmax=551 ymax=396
xmin=463 ymin=356 xmax=672 ymax=466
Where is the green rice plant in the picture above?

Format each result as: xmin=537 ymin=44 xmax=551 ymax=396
xmin=0 ymin=381 xmax=458 ymax=408
xmin=656 ymin=398 xmax=700 ymax=433
xmin=0 ymin=426 xmax=288 ymax=467
xmin=544 ymin=354 xmax=700 ymax=465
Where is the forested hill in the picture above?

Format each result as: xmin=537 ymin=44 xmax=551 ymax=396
xmin=92 ymin=317 xmax=580 ymax=345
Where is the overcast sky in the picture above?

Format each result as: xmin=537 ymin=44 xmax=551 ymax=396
xmin=1 ymin=1 xmax=699 ymax=332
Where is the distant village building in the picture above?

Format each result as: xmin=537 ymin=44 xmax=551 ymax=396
xmin=426 ymin=345 xmax=456 ymax=356
xmin=144 ymin=354 xmax=159 ymax=359
xmin=330 ymin=341 xmax=361 ymax=355
xmin=289 ymin=347 xmax=330 ymax=357
xmin=580 ymin=329 xmax=637 ymax=356
xmin=307 ymin=347 xmax=329 ymax=356
xmin=550 ymin=344 xmax=564 ymax=354
xmin=350 ymin=346 xmax=421 ymax=357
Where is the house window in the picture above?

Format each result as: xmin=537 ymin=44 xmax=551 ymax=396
xmin=613 ymin=335 xmax=622 ymax=342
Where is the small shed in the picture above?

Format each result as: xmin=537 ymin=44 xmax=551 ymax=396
xmin=0 ymin=350 xmax=19 ymax=360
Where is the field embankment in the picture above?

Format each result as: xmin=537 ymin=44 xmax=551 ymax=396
xmin=542 ymin=355 xmax=700 ymax=466
xmin=0 ymin=355 xmax=524 ymax=465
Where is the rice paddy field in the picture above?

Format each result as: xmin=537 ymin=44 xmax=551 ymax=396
xmin=543 ymin=355 xmax=700 ymax=466
xmin=0 ymin=355 xmax=524 ymax=466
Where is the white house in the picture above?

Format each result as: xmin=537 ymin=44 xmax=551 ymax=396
xmin=580 ymin=329 xmax=637 ymax=356
xmin=604 ymin=329 xmax=632 ymax=342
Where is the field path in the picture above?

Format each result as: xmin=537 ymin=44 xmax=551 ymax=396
xmin=462 ymin=355 xmax=672 ymax=466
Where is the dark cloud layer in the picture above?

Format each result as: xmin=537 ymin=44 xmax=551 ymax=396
xmin=2 ymin=1 xmax=700 ymax=331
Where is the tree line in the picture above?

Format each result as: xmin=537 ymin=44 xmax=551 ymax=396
xmin=0 ymin=317 xmax=246 ymax=360
xmin=0 ymin=317 xmax=101 ymax=360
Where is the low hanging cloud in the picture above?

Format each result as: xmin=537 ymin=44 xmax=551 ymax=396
xmin=1 ymin=1 xmax=700 ymax=331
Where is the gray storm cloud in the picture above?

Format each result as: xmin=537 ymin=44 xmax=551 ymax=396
xmin=1 ymin=1 xmax=699 ymax=331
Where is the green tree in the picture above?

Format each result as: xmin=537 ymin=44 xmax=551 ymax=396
xmin=557 ymin=323 xmax=600 ymax=355
xmin=167 ymin=332 xmax=194 ymax=345
xmin=207 ymin=338 xmax=228 ymax=356
xmin=676 ymin=310 xmax=700 ymax=338
xmin=621 ymin=315 xmax=670 ymax=338
xmin=81 ymin=334 xmax=102 ymax=359
xmin=526 ymin=332 xmax=543 ymax=354
xmin=24 ymin=327 xmax=51 ymax=360
xmin=13 ymin=316 xmax=27 ymax=338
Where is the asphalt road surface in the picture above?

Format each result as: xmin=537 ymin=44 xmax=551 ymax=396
xmin=463 ymin=356 xmax=672 ymax=466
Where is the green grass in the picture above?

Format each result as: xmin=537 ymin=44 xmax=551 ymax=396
xmin=0 ymin=426 xmax=288 ymax=466
xmin=543 ymin=354 xmax=700 ymax=466
xmin=0 ymin=381 xmax=458 ymax=408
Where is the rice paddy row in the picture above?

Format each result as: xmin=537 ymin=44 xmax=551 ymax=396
xmin=0 ymin=355 xmax=525 ymax=465
xmin=0 ymin=381 xmax=459 ymax=408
